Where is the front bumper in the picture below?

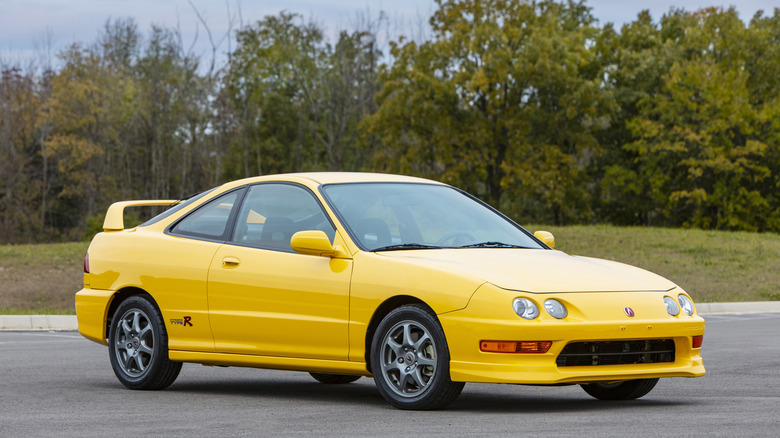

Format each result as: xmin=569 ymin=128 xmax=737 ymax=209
xmin=439 ymin=284 xmax=705 ymax=384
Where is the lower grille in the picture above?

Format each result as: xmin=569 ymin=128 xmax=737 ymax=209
xmin=556 ymin=339 xmax=675 ymax=367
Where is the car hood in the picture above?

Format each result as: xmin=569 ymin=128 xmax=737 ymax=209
xmin=378 ymin=249 xmax=676 ymax=293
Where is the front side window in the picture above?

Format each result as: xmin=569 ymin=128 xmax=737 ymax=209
xmin=231 ymin=184 xmax=335 ymax=251
xmin=170 ymin=190 xmax=240 ymax=240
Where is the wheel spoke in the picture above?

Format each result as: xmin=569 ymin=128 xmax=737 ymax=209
xmin=139 ymin=324 xmax=152 ymax=339
xmin=138 ymin=343 xmax=153 ymax=356
xmin=121 ymin=318 xmax=132 ymax=337
xmin=123 ymin=353 xmax=134 ymax=371
xmin=386 ymin=338 xmax=404 ymax=357
xmin=132 ymin=311 xmax=142 ymax=333
xmin=409 ymin=367 xmax=427 ymax=389
xmin=397 ymin=370 xmax=413 ymax=392
xmin=136 ymin=355 xmax=147 ymax=372
xmin=412 ymin=332 xmax=430 ymax=351
xmin=402 ymin=323 xmax=413 ymax=346
xmin=417 ymin=355 xmax=436 ymax=367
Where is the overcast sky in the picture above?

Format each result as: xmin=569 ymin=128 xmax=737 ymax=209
xmin=1 ymin=0 xmax=777 ymax=68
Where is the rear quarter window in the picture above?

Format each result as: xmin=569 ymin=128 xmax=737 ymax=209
xmin=169 ymin=190 xmax=240 ymax=240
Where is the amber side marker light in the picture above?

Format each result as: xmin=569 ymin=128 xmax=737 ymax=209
xmin=692 ymin=335 xmax=704 ymax=349
xmin=480 ymin=341 xmax=552 ymax=353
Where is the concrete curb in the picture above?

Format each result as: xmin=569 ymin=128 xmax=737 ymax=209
xmin=0 ymin=315 xmax=78 ymax=331
xmin=1 ymin=302 xmax=780 ymax=331
xmin=694 ymin=301 xmax=780 ymax=315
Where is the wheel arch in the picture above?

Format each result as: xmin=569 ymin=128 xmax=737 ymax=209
xmin=105 ymin=287 xmax=158 ymax=341
xmin=364 ymin=295 xmax=437 ymax=371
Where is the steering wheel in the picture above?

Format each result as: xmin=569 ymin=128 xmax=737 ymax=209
xmin=436 ymin=231 xmax=475 ymax=247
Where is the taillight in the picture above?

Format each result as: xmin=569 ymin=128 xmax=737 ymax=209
xmin=84 ymin=253 xmax=90 ymax=274
xmin=480 ymin=341 xmax=552 ymax=353
xmin=692 ymin=335 xmax=703 ymax=349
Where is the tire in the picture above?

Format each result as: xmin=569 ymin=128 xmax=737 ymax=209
xmin=370 ymin=304 xmax=465 ymax=410
xmin=108 ymin=295 xmax=182 ymax=390
xmin=309 ymin=373 xmax=361 ymax=384
xmin=580 ymin=378 xmax=659 ymax=400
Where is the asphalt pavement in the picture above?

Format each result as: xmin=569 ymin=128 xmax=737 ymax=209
xmin=1 ymin=313 xmax=778 ymax=437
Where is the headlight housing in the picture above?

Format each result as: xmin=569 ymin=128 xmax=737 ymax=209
xmin=678 ymin=294 xmax=694 ymax=316
xmin=544 ymin=299 xmax=567 ymax=319
xmin=513 ymin=298 xmax=539 ymax=320
xmin=664 ymin=296 xmax=680 ymax=316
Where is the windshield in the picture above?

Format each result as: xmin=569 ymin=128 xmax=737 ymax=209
xmin=320 ymin=183 xmax=544 ymax=251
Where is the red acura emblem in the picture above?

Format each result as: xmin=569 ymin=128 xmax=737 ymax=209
xmin=624 ymin=307 xmax=635 ymax=317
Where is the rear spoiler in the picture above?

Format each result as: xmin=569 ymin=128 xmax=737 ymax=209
xmin=103 ymin=200 xmax=177 ymax=232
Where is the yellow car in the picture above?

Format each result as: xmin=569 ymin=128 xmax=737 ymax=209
xmin=75 ymin=172 xmax=705 ymax=409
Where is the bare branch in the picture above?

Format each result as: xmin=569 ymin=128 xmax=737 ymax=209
xmin=188 ymin=0 xmax=216 ymax=74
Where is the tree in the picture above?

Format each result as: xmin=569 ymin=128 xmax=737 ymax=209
xmin=224 ymin=12 xmax=382 ymax=177
xmin=0 ymin=67 xmax=45 ymax=242
xmin=224 ymin=12 xmax=324 ymax=177
xmin=608 ymin=8 xmax=775 ymax=230
xmin=365 ymin=0 xmax=612 ymax=224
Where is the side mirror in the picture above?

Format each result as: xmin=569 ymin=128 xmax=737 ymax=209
xmin=291 ymin=230 xmax=337 ymax=257
xmin=534 ymin=230 xmax=555 ymax=248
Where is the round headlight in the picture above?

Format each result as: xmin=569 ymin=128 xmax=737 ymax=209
xmin=678 ymin=294 xmax=694 ymax=316
xmin=664 ymin=296 xmax=680 ymax=316
xmin=544 ymin=299 xmax=568 ymax=319
xmin=513 ymin=298 xmax=539 ymax=320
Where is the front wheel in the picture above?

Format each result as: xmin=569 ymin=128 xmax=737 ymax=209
xmin=108 ymin=295 xmax=182 ymax=390
xmin=580 ymin=378 xmax=659 ymax=400
xmin=370 ymin=304 xmax=464 ymax=410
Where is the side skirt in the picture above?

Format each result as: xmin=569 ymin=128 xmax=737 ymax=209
xmin=169 ymin=350 xmax=372 ymax=376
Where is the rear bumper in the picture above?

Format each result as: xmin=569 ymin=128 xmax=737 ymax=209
xmin=439 ymin=284 xmax=706 ymax=384
xmin=74 ymin=287 xmax=114 ymax=346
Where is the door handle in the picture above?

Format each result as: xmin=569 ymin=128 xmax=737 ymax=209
xmin=222 ymin=257 xmax=240 ymax=268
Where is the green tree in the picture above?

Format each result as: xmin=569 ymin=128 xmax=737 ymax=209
xmin=224 ymin=12 xmax=381 ymax=177
xmin=366 ymin=0 xmax=612 ymax=224
xmin=609 ymin=8 xmax=775 ymax=230
xmin=225 ymin=12 xmax=325 ymax=177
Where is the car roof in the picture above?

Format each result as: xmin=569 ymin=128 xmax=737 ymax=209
xmin=228 ymin=172 xmax=444 ymax=187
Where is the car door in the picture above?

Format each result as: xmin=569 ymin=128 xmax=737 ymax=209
xmin=159 ymin=188 xmax=244 ymax=352
xmin=207 ymin=182 xmax=352 ymax=361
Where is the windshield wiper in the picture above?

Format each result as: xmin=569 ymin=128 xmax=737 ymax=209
xmin=457 ymin=241 xmax=529 ymax=249
xmin=372 ymin=243 xmax=442 ymax=252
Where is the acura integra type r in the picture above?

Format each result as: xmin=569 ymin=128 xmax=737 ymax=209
xmin=75 ymin=172 xmax=705 ymax=410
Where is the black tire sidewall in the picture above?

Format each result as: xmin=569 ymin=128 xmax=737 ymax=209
xmin=370 ymin=305 xmax=457 ymax=409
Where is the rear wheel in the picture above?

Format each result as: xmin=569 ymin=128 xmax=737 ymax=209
xmin=108 ymin=295 xmax=181 ymax=390
xmin=580 ymin=378 xmax=659 ymax=400
xmin=309 ymin=373 xmax=361 ymax=384
xmin=370 ymin=304 xmax=464 ymax=410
